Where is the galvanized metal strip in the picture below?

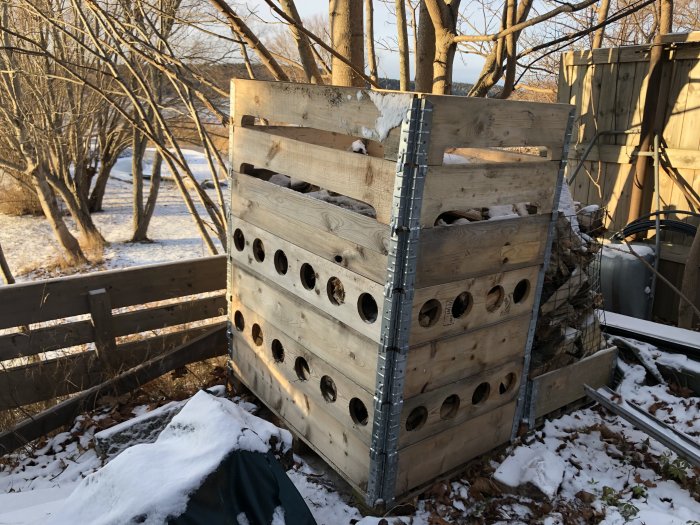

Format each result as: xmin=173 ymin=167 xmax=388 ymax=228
xmin=513 ymin=109 xmax=577 ymax=434
xmin=367 ymin=97 xmax=433 ymax=507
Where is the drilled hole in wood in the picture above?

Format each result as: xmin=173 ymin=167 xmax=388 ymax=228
xmin=485 ymin=286 xmax=504 ymax=312
xmin=274 ymin=250 xmax=288 ymax=275
xmin=405 ymin=406 xmax=428 ymax=431
xmin=499 ymin=373 xmax=517 ymax=395
xmin=418 ymin=299 xmax=441 ymax=328
xmin=233 ymin=229 xmax=245 ymax=252
xmin=251 ymin=323 xmax=263 ymax=346
xmin=440 ymin=395 xmax=460 ymax=420
xmin=326 ymin=277 xmax=345 ymax=305
xmin=234 ymin=311 xmax=245 ymax=331
xmin=300 ymin=263 xmax=316 ymax=290
xmin=271 ymin=339 xmax=284 ymax=363
xmin=349 ymin=398 xmax=368 ymax=426
xmin=334 ymin=255 xmax=343 ymax=263
xmin=320 ymin=375 xmax=337 ymax=403
xmin=357 ymin=293 xmax=378 ymax=323
xmin=294 ymin=356 xmax=310 ymax=381
xmin=252 ymin=238 xmax=265 ymax=262
xmin=452 ymin=292 xmax=473 ymax=318
xmin=513 ymin=279 xmax=530 ymax=304
xmin=472 ymin=382 xmax=490 ymax=405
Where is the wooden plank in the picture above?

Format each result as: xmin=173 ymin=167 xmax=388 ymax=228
xmin=416 ymin=214 xmax=549 ymax=287
xmin=0 ymin=295 xmax=226 ymax=363
xmin=230 ymin=171 xmax=389 ymax=282
xmin=404 ymin=314 xmax=530 ymax=397
xmin=230 ymin=334 xmax=371 ymax=493
xmin=229 ymin=265 xmax=379 ymax=391
xmin=399 ymin=360 xmax=521 ymax=448
xmin=0 ymin=256 xmax=226 ymax=330
xmin=258 ymin=125 xmax=385 ymax=158
xmin=0 ymin=324 xmax=224 ymax=410
xmin=532 ymin=346 xmax=618 ymax=419
xmin=230 ymin=218 xmax=383 ymax=341
xmin=613 ymin=62 xmax=639 ymax=146
xmin=410 ymin=265 xmax=541 ymax=346
xmin=233 ymin=127 xmax=396 ymax=224
xmin=88 ymin=289 xmax=117 ymax=363
xmin=394 ymin=401 xmax=515 ymax=497
xmin=0 ymin=326 xmax=226 ymax=455
xmin=569 ymin=145 xmax=700 ymax=170
xmin=231 ymin=79 xmax=413 ymax=160
xmin=230 ymin=302 xmax=374 ymax=444
xmin=421 ymin=161 xmax=557 ymax=227
xmin=423 ymin=95 xmax=572 ymax=164
xmin=557 ymin=57 xmax=571 ymax=103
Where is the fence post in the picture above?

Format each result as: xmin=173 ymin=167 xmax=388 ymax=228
xmin=88 ymin=288 xmax=118 ymax=368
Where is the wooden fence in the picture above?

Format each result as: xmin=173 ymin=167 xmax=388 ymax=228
xmin=559 ymin=32 xmax=700 ymax=234
xmin=0 ymin=256 xmax=227 ymax=412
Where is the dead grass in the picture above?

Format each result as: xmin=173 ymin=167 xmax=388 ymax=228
xmin=0 ymin=177 xmax=42 ymax=217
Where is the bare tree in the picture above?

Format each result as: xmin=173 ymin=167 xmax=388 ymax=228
xmin=0 ymin=242 xmax=15 ymax=284
xmin=414 ymin=0 xmax=435 ymax=92
xmin=395 ymin=0 xmax=411 ymax=90
xmin=365 ymin=0 xmax=378 ymax=82
xmin=279 ymin=0 xmax=324 ymax=84
xmin=424 ymin=0 xmax=461 ymax=94
xmin=330 ymin=0 xmax=365 ymax=87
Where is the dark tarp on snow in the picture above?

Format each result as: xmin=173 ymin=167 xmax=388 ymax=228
xmin=169 ymin=450 xmax=317 ymax=525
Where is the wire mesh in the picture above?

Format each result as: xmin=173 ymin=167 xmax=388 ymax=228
xmin=530 ymin=208 xmax=606 ymax=375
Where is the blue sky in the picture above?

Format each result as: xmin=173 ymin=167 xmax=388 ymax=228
xmin=247 ymin=1 xmax=486 ymax=83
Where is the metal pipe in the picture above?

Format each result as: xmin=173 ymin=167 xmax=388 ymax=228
xmin=647 ymin=133 xmax=662 ymax=320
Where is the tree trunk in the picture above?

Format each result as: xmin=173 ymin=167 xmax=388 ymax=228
xmin=365 ymin=0 xmax=378 ymax=83
xmin=48 ymin=175 xmax=105 ymax=250
xmin=591 ymin=0 xmax=611 ymax=49
xmin=131 ymin=128 xmax=147 ymax=239
xmin=424 ymin=0 xmax=460 ymax=94
xmin=396 ymin=0 xmax=410 ymax=90
xmin=32 ymin=170 xmax=88 ymax=266
xmin=415 ymin=1 xmax=435 ymax=92
xmin=89 ymin=156 xmax=117 ymax=212
xmin=132 ymin=150 xmax=162 ymax=242
xmin=279 ymin=0 xmax=324 ymax=84
xmin=678 ymin=229 xmax=700 ymax=329
xmin=330 ymin=0 xmax=365 ymax=87
xmin=0 ymin=242 xmax=15 ymax=285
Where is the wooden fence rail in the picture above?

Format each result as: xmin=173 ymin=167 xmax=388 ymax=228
xmin=0 ymin=256 xmax=227 ymax=412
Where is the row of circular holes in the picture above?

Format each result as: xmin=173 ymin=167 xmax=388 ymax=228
xmin=234 ymin=310 xmax=518 ymax=432
xmin=405 ymin=372 xmax=518 ymax=431
xmin=233 ymin=228 xmax=380 ymax=324
xmin=233 ymin=311 xmax=371 ymax=426
xmin=417 ymin=279 xmax=531 ymax=329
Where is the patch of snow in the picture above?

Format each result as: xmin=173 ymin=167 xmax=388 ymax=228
xmin=48 ymin=391 xmax=291 ymax=525
xmin=367 ymin=91 xmax=411 ymax=141
xmin=271 ymin=506 xmax=286 ymax=525
xmin=443 ymin=152 xmax=471 ymax=165
xmin=494 ymin=446 xmax=565 ymax=498
xmin=350 ymin=140 xmax=367 ymax=155
xmin=268 ymin=173 xmax=291 ymax=187
xmin=236 ymin=512 xmax=251 ymax=525
xmin=487 ymin=204 xmax=519 ymax=221
xmin=602 ymin=242 xmax=655 ymax=262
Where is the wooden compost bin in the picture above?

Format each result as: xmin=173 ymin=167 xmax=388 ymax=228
xmin=227 ymin=79 xmax=572 ymax=505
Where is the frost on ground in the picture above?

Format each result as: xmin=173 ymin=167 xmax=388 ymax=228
xmin=1 ymin=338 xmax=698 ymax=524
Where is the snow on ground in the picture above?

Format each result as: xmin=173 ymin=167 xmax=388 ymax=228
xmin=1 ymin=339 xmax=698 ymax=524
xmin=0 ymin=148 xmax=225 ymax=280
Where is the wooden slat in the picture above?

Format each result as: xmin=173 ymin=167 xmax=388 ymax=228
xmin=230 ymin=335 xmax=371 ymax=493
xmin=421 ymin=161 xmax=557 ymax=226
xmin=569 ymin=145 xmax=700 ymax=170
xmin=259 ymin=126 xmax=386 ymax=158
xmin=416 ymin=214 xmax=549 ymax=287
xmin=0 ymin=294 xmax=226 ymax=362
xmin=231 ymin=79 xmax=413 ymax=160
xmin=230 ymin=218 xmax=383 ymax=340
xmin=230 ymin=302 xmax=374 ymax=445
xmin=424 ymin=95 xmax=572 ymax=164
xmin=0 ymin=256 xmax=226 ymax=330
xmin=410 ymin=265 xmax=540 ymax=345
xmin=88 ymin=288 xmax=117 ymax=366
xmin=399 ymin=360 xmax=521 ymax=448
xmin=394 ymin=401 xmax=515 ymax=497
xmin=229 ymin=265 xmax=379 ymax=391
xmin=532 ymin=346 xmax=618 ymax=419
xmin=0 ymin=324 xmax=224 ymax=410
xmin=0 ymin=326 xmax=226 ymax=455
xmin=230 ymin=171 xmax=389 ymax=284
xmin=405 ymin=314 xmax=530 ymax=397
xmin=233 ymin=127 xmax=396 ymax=224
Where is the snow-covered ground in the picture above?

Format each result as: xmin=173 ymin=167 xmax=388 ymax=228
xmin=1 ymin=338 xmax=698 ymax=524
xmin=0 ymin=148 xmax=225 ymax=280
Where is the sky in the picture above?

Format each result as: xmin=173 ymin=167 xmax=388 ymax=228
xmin=246 ymin=1 xmax=487 ymax=84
